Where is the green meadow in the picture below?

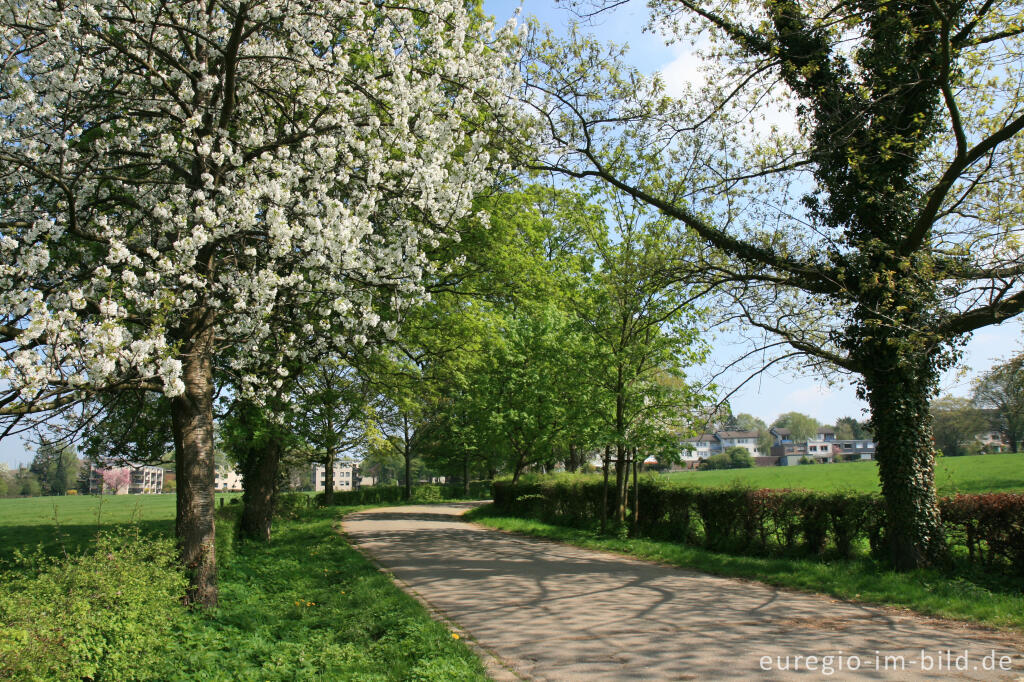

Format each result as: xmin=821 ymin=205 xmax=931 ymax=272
xmin=663 ymin=452 xmax=1024 ymax=495
xmin=0 ymin=492 xmax=240 ymax=559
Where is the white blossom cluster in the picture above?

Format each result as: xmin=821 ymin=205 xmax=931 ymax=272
xmin=0 ymin=0 xmax=519 ymax=407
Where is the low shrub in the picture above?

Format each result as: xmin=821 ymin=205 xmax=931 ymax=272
xmin=492 ymin=479 xmax=1024 ymax=575
xmin=0 ymin=529 xmax=187 ymax=680
xmin=316 ymin=486 xmax=405 ymax=507
xmin=275 ymin=491 xmax=312 ymax=519
xmin=941 ymin=493 xmax=1024 ymax=572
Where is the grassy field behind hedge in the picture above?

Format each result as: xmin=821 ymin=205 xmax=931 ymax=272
xmin=662 ymin=452 xmax=1024 ymax=494
xmin=0 ymin=494 xmax=487 ymax=680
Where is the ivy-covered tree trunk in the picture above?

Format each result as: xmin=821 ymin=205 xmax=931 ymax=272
xmin=238 ymin=436 xmax=282 ymax=542
xmin=861 ymin=355 xmax=946 ymax=570
xmin=462 ymin=452 xmax=470 ymax=497
xmin=171 ymin=324 xmax=217 ymax=608
xmin=403 ymin=417 xmax=412 ymax=501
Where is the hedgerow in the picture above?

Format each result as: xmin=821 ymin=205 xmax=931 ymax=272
xmin=492 ymin=479 xmax=1024 ymax=575
xmin=317 ymin=481 xmax=492 ymax=507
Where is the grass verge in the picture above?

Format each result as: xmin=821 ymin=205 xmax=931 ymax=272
xmin=465 ymin=505 xmax=1024 ymax=633
xmin=155 ymin=505 xmax=487 ymax=681
xmin=1 ymin=503 xmax=487 ymax=681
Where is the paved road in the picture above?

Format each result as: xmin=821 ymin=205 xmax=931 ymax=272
xmin=342 ymin=503 xmax=1024 ymax=681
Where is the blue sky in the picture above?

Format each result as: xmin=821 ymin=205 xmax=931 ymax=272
xmin=1 ymin=1 xmax=1018 ymax=468
xmin=480 ymin=0 xmax=1022 ymax=425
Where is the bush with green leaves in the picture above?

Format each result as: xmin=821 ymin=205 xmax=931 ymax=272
xmin=275 ymin=491 xmax=313 ymax=519
xmin=700 ymin=447 xmax=754 ymax=470
xmin=0 ymin=530 xmax=187 ymax=680
xmin=493 ymin=479 xmax=1024 ymax=575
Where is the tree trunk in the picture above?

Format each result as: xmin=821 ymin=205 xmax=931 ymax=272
xmin=631 ymin=449 xmax=639 ymax=535
xmin=615 ymin=444 xmax=627 ymax=523
xmin=463 ymin=451 xmax=469 ymax=497
xmin=323 ymin=452 xmax=335 ymax=506
xmin=238 ymin=434 xmax=281 ymax=543
xmin=601 ymin=445 xmax=610 ymax=534
xmin=863 ymin=360 xmax=947 ymax=570
xmin=566 ymin=442 xmax=578 ymax=472
xmin=511 ymin=450 xmax=527 ymax=485
xmin=171 ymin=324 xmax=218 ymax=608
xmin=403 ymin=416 xmax=412 ymax=501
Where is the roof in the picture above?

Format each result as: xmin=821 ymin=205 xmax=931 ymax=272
xmin=716 ymin=430 xmax=759 ymax=439
xmin=683 ymin=433 xmax=717 ymax=443
xmin=771 ymin=427 xmax=791 ymax=436
xmin=818 ymin=427 xmax=836 ymax=434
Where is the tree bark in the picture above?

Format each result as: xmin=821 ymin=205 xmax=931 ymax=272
xmin=238 ymin=433 xmax=281 ymax=543
xmin=566 ymin=442 xmax=579 ymax=472
xmin=862 ymin=357 xmax=947 ymax=570
xmin=615 ymin=443 xmax=627 ymax=523
xmin=403 ymin=416 xmax=412 ymax=501
xmin=631 ymin=449 xmax=639 ymax=535
xmin=601 ymin=445 xmax=610 ymax=534
xmin=171 ymin=323 xmax=217 ymax=608
xmin=323 ymin=451 xmax=335 ymax=506
xmin=462 ymin=451 xmax=469 ymax=497
xmin=511 ymin=450 xmax=527 ymax=486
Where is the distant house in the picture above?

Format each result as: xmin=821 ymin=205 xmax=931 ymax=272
xmin=771 ymin=441 xmax=808 ymax=458
xmin=832 ymin=439 xmax=877 ymax=460
xmin=310 ymin=460 xmax=358 ymax=492
xmin=681 ymin=430 xmax=765 ymax=466
xmin=975 ymin=430 xmax=1010 ymax=453
xmin=215 ymin=467 xmax=243 ymax=492
xmin=772 ymin=437 xmax=875 ymax=464
xmin=680 ymin=433 xmax=717 ymax=461
xmin=87 ymin=464 xmax=164 ymax=494
xmin=770 ymin=427 xmax=792 ymax=444
xmin=715 ymin=430 xmax=763 ymax=455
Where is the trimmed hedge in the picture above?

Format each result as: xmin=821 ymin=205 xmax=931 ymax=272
xmin=317 ymin=481 xmax=492 ymax=507
xmin=492 ymin=478 xmax=1024 ymax=575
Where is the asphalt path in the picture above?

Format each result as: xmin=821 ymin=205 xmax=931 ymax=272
xmin=342 ymin=503 xmax=1024 ymax=681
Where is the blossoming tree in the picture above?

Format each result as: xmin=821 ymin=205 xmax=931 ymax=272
xmin=0 ymin=0 xmax=518 ymax=605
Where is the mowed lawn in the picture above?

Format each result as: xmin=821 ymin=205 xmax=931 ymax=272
xmin=0 ymin=492 xmax=240 ymax=559
xmin=662 ymin=452 xmax=1024 ymax=495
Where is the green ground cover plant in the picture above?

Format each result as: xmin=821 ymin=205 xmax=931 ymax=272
xmin=156 ymin=506 xmax=486 ymax=681
xmin=0 ymin=529 xmax=187 ymax=680
xmin=0 ymin=497 xmax=486 ymax=681
xmin=466 ymin=506 xmax=1024 ymax=632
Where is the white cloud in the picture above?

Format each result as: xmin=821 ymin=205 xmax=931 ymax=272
xmin=654 ymin=43 xmax=798 ymax=137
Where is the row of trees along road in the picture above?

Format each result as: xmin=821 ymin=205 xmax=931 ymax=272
xmin=4 ymin=0 xmax=1024 ymax=602
xmin=376 ymin=185 xmax=712 ymax=532
xmin=527 ymin=0 xmax=1024 ymax=569
xmin=0 ymin=0 xmax=521 ymax=606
